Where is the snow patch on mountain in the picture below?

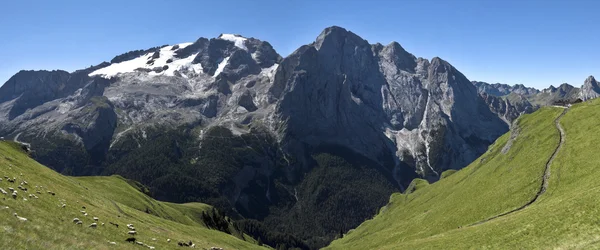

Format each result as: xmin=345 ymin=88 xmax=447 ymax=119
xmin=218 ymin=34 xmax=247 ymax=50
xmin=89 ymin=42 xmax=199 ymax=78
xmin=214 ymin=57 xmax=230 ymax=77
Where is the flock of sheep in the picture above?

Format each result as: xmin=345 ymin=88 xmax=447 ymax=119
xmin=1 ymin=164 xmax=226 ymax=249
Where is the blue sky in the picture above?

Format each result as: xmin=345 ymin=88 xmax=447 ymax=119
xmin=1 ymin=0 xmax=599 ymax=89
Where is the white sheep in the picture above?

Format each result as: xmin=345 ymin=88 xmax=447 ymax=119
xmin=62 ymin=204 xmax=66 ymax=208
xmin=0 ymin=188 xmax=7 ymax=195
xmin=93 ymin=217 xmax=99 ymax=221
xmin=73 ymin=218 xmax=81 ymax=223
xmin=89 ymin=223 xmax=97 ymax=228
xmin=80 ymin=210 xmax=86 ymax=214
xmin=13 ymin=213 xmax=27 ymax=222
xmin=128 ymin=231 xmax=137 ymax=235
xmin=11 ymin=191 xmax=17 ymax=199
xmin=108 ymin=241 xmax=116 ymax=245
xmin=8 ymin=187 xmax=14 ymax=192
xmin=135 ymin=241 xmax=143 ymax=245
xmin=101 ymin=223 xmax=105 ymax=226
xmin=76 ymin=221 xmax=83 ymax=225
xmin=167 ymin=239 xmax=171 ymax=242
xmin=147 ymin=246 xmax=155 ymax=249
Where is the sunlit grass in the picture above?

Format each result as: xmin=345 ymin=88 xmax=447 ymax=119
xmin=327 ymin=107 xmax=566 ymax=249
xmin=0 ymin=142 xmax=263 ymax=249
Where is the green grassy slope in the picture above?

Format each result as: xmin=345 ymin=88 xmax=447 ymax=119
xmin=327 ymin=106 xmax=572 ymax=249
xmin=0 ymin=142 xmax=263 ymax=249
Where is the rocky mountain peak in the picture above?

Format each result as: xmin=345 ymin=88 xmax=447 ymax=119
xmin=314 ymin=26 xmax=370 ymax=51
xmin=580 ymin=75 xmax=600 ymax=101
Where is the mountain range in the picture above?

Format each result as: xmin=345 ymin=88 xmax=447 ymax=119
xmin=2 ymin=26 xmax=600 ymax=249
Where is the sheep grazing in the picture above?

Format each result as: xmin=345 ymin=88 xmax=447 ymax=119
xmin=7 ymin=178 xmax=14 ymax=183
xmin=80 ymin=210 xmax=86 ymax=214
xmin=13 ymin=213 xmax=27 ymax=222
xmin=21 ymin=181 xmax=28 ymax=185
xmin=8 ymin=187 xmax=14 ymax=192
xmin=209 ymin=247 xmax=223 ymax=250
xmin=127 ymin=225 xmax=135 ymax=230
xmin=84 ymin=213 xmax=88 ymax=216
xmin=108 ymin=241 xmax=116 ymax=245
xmin=36 ymin=191 xmax=41 ymax=194
xmin=17 ymin=185 xmax=27 ymax=191
xmin=12 ymin=191 xmax=17 ymax=199
xmin=167 ymin=239 xmax=171 ymax=242
xmin=147 ymin=246 xmax=155 ymax=249
xmin=127 ymin=231 xmax=137 ymax=235
xmin=61 ymin=204 xmax=66 ymax=208
xmin=89 ymin=223 xmax=97 ymax=228
xmin=73 ymin=218 xmax=81 ymax=223
xmin=151 ymin=238 xmax=156 ymax=241
xmin=102 ymin=222 xmax=105 ymax=226
xmin=135 ymin=241 xmax=143 ymax=246
xmin=0 ymin=188 xmax=7 ymax=195
xmin=76 ymin=221 xmax=83 ymax=225
xmin=125 ymin=237 xmax=136 ymax=243
xmin=93 ymin=217 xmax=99 ymax=221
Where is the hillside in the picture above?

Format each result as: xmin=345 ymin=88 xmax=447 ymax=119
xmin=0 ymin=141 xmax=263 ymax=249
xmin=327 ymin=99 xmax=600 ymax=249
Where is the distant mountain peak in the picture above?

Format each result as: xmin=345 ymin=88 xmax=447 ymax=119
xmin=581 ymin=75 xmax=600 ymax=101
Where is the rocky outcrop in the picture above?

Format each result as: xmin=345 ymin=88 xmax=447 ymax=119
xmin=579 ymin=75 xmax=600 ymax=101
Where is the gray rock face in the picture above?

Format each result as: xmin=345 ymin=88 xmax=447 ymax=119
xmin=479 ymin=93 xmax=535 ymax=125
xmin=0 ymin=26 xmax=508 ymax=181
xmin=270 ymin=26 xmax=507 ymax=179
xmin=579 ymin=75 xmax=600 ymax=101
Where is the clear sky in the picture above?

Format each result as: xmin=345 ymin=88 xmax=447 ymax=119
xmin=1 ymin=0 xmax=599 ymax=89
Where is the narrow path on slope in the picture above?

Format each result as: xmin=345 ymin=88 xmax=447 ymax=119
xmin=468 ymin=107 xmax=568 ymax=227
